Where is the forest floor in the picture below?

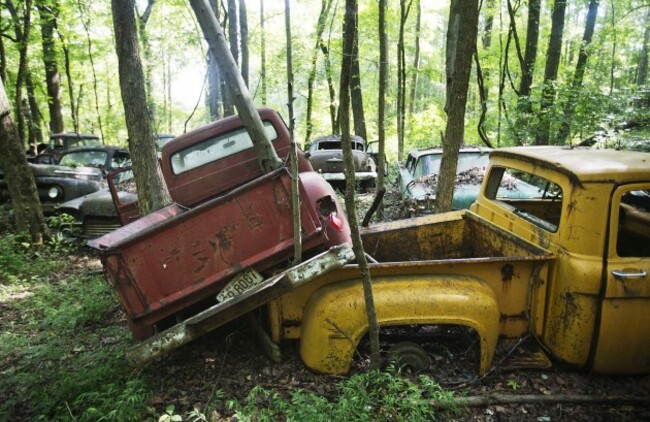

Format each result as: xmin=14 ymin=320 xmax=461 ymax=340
xmin=114 ymin=186 xmax=650 ymax=420
xmin=4 ymin=185 xmax=649 ymax=421
xmin=143 ymin=316 xmax=650 ymax=421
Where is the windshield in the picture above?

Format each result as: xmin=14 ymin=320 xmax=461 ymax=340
xmin=171 ymin=121 xmax=278 ymax=175
xmin=414 ymin=151 xmax=489 ymax=179
xmin=50 ymin=136 xmax=101 ymax=149
xmin=59 ymin=150 xmax=108 ymax=168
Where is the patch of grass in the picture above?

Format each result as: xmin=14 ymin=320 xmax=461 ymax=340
xmin=223 ymin=370 xmax=461 ymax=421
xmin=0 ymin=230 xmax=141 ymax=420
xmin=1 ymin=227 xmax=463 ymax=422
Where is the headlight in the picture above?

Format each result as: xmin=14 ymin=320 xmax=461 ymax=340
xmin=48 ymin=187 xmax=61 ymax=199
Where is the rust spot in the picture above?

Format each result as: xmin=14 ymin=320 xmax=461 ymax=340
xmin=501 ymin=264 xmax=514 ymax=283
xmin=566 ymin=199 xmax=577 ymax=215
xmin=237 ymin=199 xmax=264 ymax=231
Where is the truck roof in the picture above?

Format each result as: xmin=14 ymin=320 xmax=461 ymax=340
xmin=492 ymin=146 xmax=650 ymax=184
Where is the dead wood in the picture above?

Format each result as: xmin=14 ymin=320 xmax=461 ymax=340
xmin=432 ymin=393 xmax=650 ymax=408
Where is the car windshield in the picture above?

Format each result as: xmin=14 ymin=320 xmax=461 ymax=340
xmin=171 ymin=121 xmax=277 ymax=174
xmin=113 ymin=168 xmax=137 ymax=194
xmin=50 ymin=136 xmax=101 ymax=150
xmin=314 ymin=140 xmax=342 ymax=151
xmin=59 ymin=150 xmax=108 ymax=168
xmin=414 ymin=151 xmax=489 ymax=179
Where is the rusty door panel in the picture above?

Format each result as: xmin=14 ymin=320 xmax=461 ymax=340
xmin=90 ymin=169 xmax=327 ymax=339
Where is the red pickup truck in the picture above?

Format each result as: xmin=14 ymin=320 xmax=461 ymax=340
xmin=89 ymin=109 xmax=351 ymax=340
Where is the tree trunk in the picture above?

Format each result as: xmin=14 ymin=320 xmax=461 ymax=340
xmin=445 ymin=0 xmax=461 ymax=115
xmin=207 ymin=0 xmax=223 ymax=120
xmin=407 ymin=0 xmax=421 ymax=118
xmin=6 ymin=0 xmax=30 ymax=146
xmin=37 ymin=0 xmax=64 ymax=134
xmin=137 ymin=0 xmax=158 ymax=127
xmin=397 ymin=0 xmax=411 ymax=161
xmin=535 ymin=0 xmax=566 ymax=145
xmin=239 ymin=0 xmax=248 ymax=87
xmin=221 ymin=0 xmax=236 ymax=117
xmin=339 ymin=0 xmax=380 ymax=370
xmin=376 ymin=0 xmax=388 ymax=220
xmin=305 ymin=0 xmax=332 ymax=143
xmin=227 ymin=0 xmax=239 ymax=66
xmin=637 ymin=8 xmax=650 ymax=86
xmin=319 ymin=37 xmax=338 ymax=134
xmin=111 ymin=0 xmax=172 ymax=216
xmin=518 ymin=0 xmax=541 ymax=111
xmin=555 ymin=0 xmax=599 ymax=145
xmin=350 ymin=13 xmax=367 ymax=141
xmin=0 ymin=19 xmax=6 ymax=83
xmin=190 ymin=0 xmax=282 ymax=173
xmin=259 ymin=0 xmax=267 ymax=105
xmin=284 ymin=0 xmax=301 ymax=265
xmin=0 ymin=80 xmax=49 ymax=243
xmin=25 ymin=71 xmax=44 ymax=145
xmin=482 ymin=0 xmax=494 ymax=48
xmin=437 ymin=0 xmax=479 ymax=213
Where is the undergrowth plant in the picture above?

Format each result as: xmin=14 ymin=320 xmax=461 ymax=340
xmin=0 ymin=228 xmax=142 ymax=421
xmin=223 ymin=370 xmax=460 ymax=421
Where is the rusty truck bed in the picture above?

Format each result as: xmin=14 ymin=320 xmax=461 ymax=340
xmin=269 ymin=210 xmax=556 ymax=344
xmin=89 ymin=168 xmax=330 ymax=340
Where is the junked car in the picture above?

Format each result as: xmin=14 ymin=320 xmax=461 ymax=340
xmin=307 ymin=135 xmax=377 ymax=191
xmin=0 ymin=145 xmax=130 ymax=215
xmin=398 ymin=146 xmax=539 ymax=214
xmin=56 ymin=134 xmax=177 ymax=238
xmin=31 ymin=132 xmax=103 ymax=164
xmin=56 ymin=167 xmax=138 ymax=238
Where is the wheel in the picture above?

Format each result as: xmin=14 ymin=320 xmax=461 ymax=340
xmin=384 ymin=341 xmax=430 ymax=373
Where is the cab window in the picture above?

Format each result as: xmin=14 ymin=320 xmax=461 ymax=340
xmin=485 ymin=166 xmax=563 ymax=233
xmin=170 ymin=121 xmax=277 ymax=175
xmin=616 ymin=188 xmax=650 ymax=257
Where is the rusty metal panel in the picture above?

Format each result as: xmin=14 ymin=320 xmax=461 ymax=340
xmin=126 ymin=244 xmax=355 ymax=366
xmin=89 ymin=169 xmax=326 ymax=339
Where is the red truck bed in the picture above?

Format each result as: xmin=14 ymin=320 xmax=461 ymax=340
xmin=89 ymin=168 xmax=329 ymax=340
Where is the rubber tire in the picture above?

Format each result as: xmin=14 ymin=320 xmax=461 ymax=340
xmin=385 ymin=341 xmax=431 ymax=373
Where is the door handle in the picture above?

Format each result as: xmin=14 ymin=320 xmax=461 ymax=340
xmin=612 ymin=269 xmax=648 ymax=280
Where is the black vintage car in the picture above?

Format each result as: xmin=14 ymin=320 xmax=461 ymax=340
xmin=30 ymin=132 xmax=103 ymax=164
xmin=55 ymin=134 xmax=176 ymax=238
xmin=0 ymin=145 xmax=130 ymax=215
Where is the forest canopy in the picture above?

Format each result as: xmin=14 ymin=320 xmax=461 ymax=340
xmin=2 ymin=0 xmax=650 ymax=160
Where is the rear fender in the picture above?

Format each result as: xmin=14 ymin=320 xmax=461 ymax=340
xmin=299 ymin=274 xmax=500 ymax=375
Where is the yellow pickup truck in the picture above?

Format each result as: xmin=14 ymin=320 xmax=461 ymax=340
xmin=267 ymin=146 xmax=650 ymax=376
xmin=120 ymin=146 xmax=649 ymax=376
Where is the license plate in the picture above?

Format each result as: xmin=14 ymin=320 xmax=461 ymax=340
xmin=217 ymin=269 xmax=264 ymax=302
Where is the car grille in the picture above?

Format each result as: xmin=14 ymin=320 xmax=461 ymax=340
xmin=83 ymin=218 xmax=122 ymax=239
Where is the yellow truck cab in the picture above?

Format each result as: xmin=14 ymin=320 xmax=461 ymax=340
xmin=472 ymin=146 xmax=650 ymax=374
xmin=267 ymin=146 xmax=650 ymax=376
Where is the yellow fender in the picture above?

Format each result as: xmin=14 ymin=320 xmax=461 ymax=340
xmin=299 ymin=274 xmax=500 ymax=375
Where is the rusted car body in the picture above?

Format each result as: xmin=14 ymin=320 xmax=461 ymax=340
xmin=89 ymin=109 xmax=351 ymax=340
